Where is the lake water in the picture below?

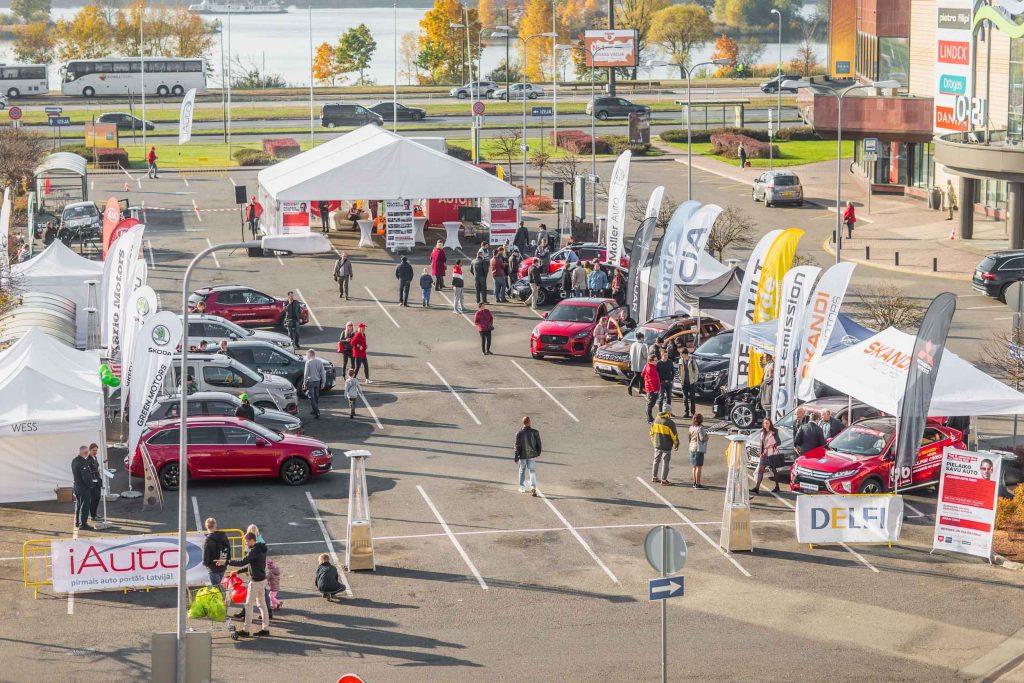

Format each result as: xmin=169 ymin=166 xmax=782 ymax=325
xmin=0 ymin=5 xmax=823 ymax=89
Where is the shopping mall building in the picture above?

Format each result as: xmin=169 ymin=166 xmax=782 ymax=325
xmin=805 ymin=0 xmax=1024 ymax=245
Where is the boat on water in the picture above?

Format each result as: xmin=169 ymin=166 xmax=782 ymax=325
xmin=187 ymin=0 xmax=288 ymax=14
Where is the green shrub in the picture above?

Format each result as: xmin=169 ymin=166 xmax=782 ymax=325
xmin=61 ymin=144 xmax=95 ymax=162
xmin=602 ymin=134 xmax=653 ymax=156
xmin=447 ymin=146 xmax=472 ymax=162
xmin=775 ymin=126 xmax=821 ymax=142
xmin=233 ymin=148 xmax=274 ymax=166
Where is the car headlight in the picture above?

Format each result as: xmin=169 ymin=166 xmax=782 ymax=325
xmin=573 ymin=330 xmax=591 ymax=339
xmin=311 ymin=449 xmax=326 ymax=456
xmin=532 ymin=326 xmax=541 ymax=337
xmin=275 ymin=340 xmax=290 ymax=349
xmin=830 ymin=468 xmax=860 ymax=479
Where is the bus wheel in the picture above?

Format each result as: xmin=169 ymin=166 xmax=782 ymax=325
xmin=156 ymin=85 xmax=169 ymax=97
xmin=172 ymin=85 xmax=184 ymax=96
xmin=6 ymin=88 xmax=18 ymax=98
xmin=82 ymin=86 xmax=95 ymax=97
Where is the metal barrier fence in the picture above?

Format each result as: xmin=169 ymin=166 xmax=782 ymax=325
xmin=22 ymin=528 xmax=245 ymax=599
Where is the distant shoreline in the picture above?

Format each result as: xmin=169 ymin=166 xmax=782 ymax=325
xmin=8 ymin=0 xmax=435 ymax=8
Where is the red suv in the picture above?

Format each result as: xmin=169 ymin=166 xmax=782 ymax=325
xmin=188 ymin=285 xmax=310 ymax=327
xmin=530 ymin=297 xmax=622 ymax=360
xmin=790 ymin=417 xmax=963 ymax=495
xmin=128 ymin=416 xmax=333 ymax=490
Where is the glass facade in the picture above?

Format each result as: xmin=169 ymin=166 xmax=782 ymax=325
xmin=856 ymin=31 xmax=878 ymax=81
xmin=1011 ymin=37 xmax=1024 ymax=144
xmin=879 ymin=38 xmax=910 ymax=89
xmin=981 ymin=178 xmax=1008 ymax=213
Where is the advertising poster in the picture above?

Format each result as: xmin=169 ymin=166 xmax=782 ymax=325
xmin=281 ymin=201 xmax=310 ymax=233
xmin=934 ymin=2 xmax=975 ymax=132
xmin=385 ymin=198 xmax=415 ymax=250
xmin=487 ymin=197 xmax=518 ymax=246
xmin=651 ymin=201 xmax=701 ymax=320
xmin=748 ymin=228 xmax=802 ymax=387
xmin=584 ymin=29 xmax=639 ymax=67
xmin=796 ymin=494 xmax=904 ymax=545
xmin=101 ymin=224 xmax=145 ymax=361
xmin=932 ymin=448 xmax=1001 ymax=559
xmin=127 ymin=311 xmax=182 ymax=460
xmin=50 ymin=532 xmax=209 ymax=593
xmin=796 ymin=262 xmax=856 ymax=400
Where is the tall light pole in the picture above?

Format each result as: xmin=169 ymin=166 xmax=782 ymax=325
xmin=308 ymin=0 xmax=314 ymax=145
xmin=771 ymin=7 xmax=782 ymax=153
xmin=226 ymin=0 xmax=232 ymax=156
xmin=393 ymin=2 xmax=398 ymax=132
xmin=670 ymin=58 xmax=733 ymax=200
xmin=475 ymin=25 xmax=513 ymax=162
xmin=140 ymin=1 xmax=146 ymax=156
xmin=785 ymin=79 xmax=901 ymax=263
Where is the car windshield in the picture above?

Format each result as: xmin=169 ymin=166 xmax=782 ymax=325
xmin=212 ymin=316 xmax=254 ymax=338
xmin=827 ymin=423 xmax=893 ymax=457
xmin=548 ymin=304 xmax=598 ymax=323
xmin=773 ymin=176 xmax=800 ymax=186
xmin=695 ymin=333 xmax=731 ymax=358
xmin=776 ymin=411 xmax=797 ymax=430
xmin=246 ymin=420 xmax=284 ymax=442
xmin=64 ymin=205 xmax=97 ymax=218
xmin=622 ymin=326 xmax=660 ymax=343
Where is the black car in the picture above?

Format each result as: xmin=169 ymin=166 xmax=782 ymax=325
xmin=586 ymin=96 xmax=651 ymax=121
xmin=972 ymin=250 xmax=1024 ymax=301
xmin=690 ymin=330 xmax=733 ymax=398
xmin=320 ymin=103 xmax=384 ymax=128
xmin=221 ymin=340 xmax=336 ymax=396
xmin=759 ymin=74 xmax=801 ymax=94
xmin=147 ymin=392 xmax=303 ymax=434
xmin=511 ymin=268 xmax=570 ymax=307
xmin=97 ymin=112 xmax=155 ymax=131
xmin=368 ymin=102 xmax=426 ymax=121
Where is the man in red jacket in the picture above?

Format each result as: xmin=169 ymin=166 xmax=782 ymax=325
xmin=642 ymin=352 xmax=662 ymax=423
xmin=430 ymin=240 xmax=447 ymax=291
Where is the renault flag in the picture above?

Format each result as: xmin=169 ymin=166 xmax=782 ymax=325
xmin=670 ymin=203 xmax=722 ymax=307
xmin=650 ymin=201 xmax=701 ymax=319
xmin=604 ymin=150 xmax=632 ymax=267
xmin=894 ymin=292 xmax=957 ymax=489
xmin=101 ymin=196 xmax=120 ymax=258
xmin=120 ymin=285 xmax=158 ymax=413
xmin=0 ymin=188 xmax=9 ymax=288
xmin=771 ymin=265 xmax=820 ymax=422
xmin=748 ymin=228 xmax=802 ymax=387
xmin=796 ymin=262 xmax=856 ymax=400
xmin=127 ymin=311 xmax=182 ymax=461
xmin=101 ymin=224 xmax=145 ymax=360
xmin=178 ymin=88 xmax=197 ymax=145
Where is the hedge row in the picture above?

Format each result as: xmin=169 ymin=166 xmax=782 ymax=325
xmin=710 ymin=133 xmax=778 ymax=160
xmin=601 ymin=134 xmax=653 ymax=156
xmin=263 ymin=138 xmax=300 ymax=159
xmin=659 ymin=126 xmax=821 ymax=144
xmin=233 ymin=148 xmax=275 ymax=166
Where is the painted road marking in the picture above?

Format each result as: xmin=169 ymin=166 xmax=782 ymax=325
xmin=293 ymin=288 xmax=323 ymax=331
xmin=146 ymin=239 xmax=156 ymax=268
xmin=359 ymin=392 xmax=383 ymax=429
xmin=191 ymin=199 xmax=202 ymax=222
xmin=305 ymin=491 xmax=353 ymax=597
xmin=435 ymin=289 xmax=475 ymax=327
xmin=191 ymin=496 xmax=201 ymax=532
xmin=427 ymin=362 xmax=481 ymax=425
xmin=537 ymin=489 xmax=620 ymax=584
xmin=365 ymin=286 xmax=400 ymax=328
xmin=510 ymin=359 xmax=579 ymax=422
xmin=204 ymin=238 xmax=221 ymax=268
xmin=417 ymin=485 xmax=488 ymax=590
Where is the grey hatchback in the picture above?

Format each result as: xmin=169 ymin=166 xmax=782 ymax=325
xmin=752 ymin=170 xmax=804 ymax=207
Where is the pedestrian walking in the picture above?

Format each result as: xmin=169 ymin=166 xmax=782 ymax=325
xmin=317 ymin=200 xmax=331 ymax=234
xmin=649 ymin=409 xmax=679 ymax=485
xmin=344 ymin=368 xmax=363 ymax=419
xmin=473 ymin=302 xmax=494 ymax=355
xmin=395 ymin=256 xmax=413 ymax=306
xmin=337 ymin=321 xmax=356 ymax=375
xmin=513 ymin=221 xmax=530 ymax=254
xmin=792 ymin=407 xmax=825 ymax=455
xmin=751 ymin=417 xmax=783 ymax=495
xmin=351 ymin=322 xmax=371 ymax=383
xmin=627 ymin=331 xmax=650 ymax=396
xmin=315 ymin=553 xmax=345 ymax=599
xmin=678 ymin=348 xmax=698 ymax=417
xmin=283 ymin=291 xmax=302 ymax=349
xmin=656 ymin=349 xmax=675 ymax=413
xmin=688 ymin=413 xmax=709 ymax=489
xmin=245 ymin=196 xmax=263 ymax=239
xmin=737 ymin=142 xmax=748 ymax=168
xmin=642 ymin=352 xmax=661 ymax=423
xmin=333 ymin=251 xmax=353 ymax=300
xmin=419 ymin=268 xmax=433 ymax=307
xmin=842 ymin=201 xmax=857 ymax=240
xmin=945 ymin=179 xmax=958 ymax=220
xmin=490 ymin=250 xmax=508 ymax=303
xmin=819 ymin=409 xmax=844 ymax=439
xmin=588 ymin=262 xmax=609 ymax=297
xmin=471 ymin=251 xmax=489 ymax=304
xmin=451 ymin=260 xmax=466 ymax=313
xmin=536 ymin=239 xmax=551 ymax=269
xmin=71 ymin=445 xmax=95 ymax=530
xmin=234 ymin=393 xmax=255 ymax=421
xmin=571 ymin=262 xmax=588 ymax=297
xmin=430 ymin=240 xmax=447 ymax=290
xmin=514 ymin=416 xmax=542 ymax=496
xmin=226 ymin=532 xmax=270 ymax=638
xmin=527 ymin=260 xmax=543 ymax=309
xmin=302 ymin=349 xmax=326 ymax=419
xmin=147 ymin=146 xmax=158 ymax=178
xmin=202 ymin=517 xmax=231 ymax=586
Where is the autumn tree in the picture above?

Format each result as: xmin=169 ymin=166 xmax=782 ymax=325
xmin=336 ymin=24 xmax=377 ymax=85
xmin=518 ymin=0 xmax=554 ymax=81
xmin=418 ymin=0 xmax=479 ymax=84
xmin=618 ymin=0 xmax=669 ymax=77
xmin=706 ymin=207 xmax=754 ymax=260
xmin=477 ymin=0 xmax=499 ymax=29
xmin=530 ymin=148 xmax=551 ymax=191
xmin=649 ymin=3 xmax=713 ymax=77
xmin=714 ymin=0 xmax=802 ymax=29
xmin=493 ymin=128 xmax=523 ymax=176
xmin=54 ymin=5 xmax=113 ymax=60
xmin=398 ymin=32 xmax=419 ymax=84
xmin=313 ymin=41 xmax=343 ymax=85
xmin=11 ymin=0 xmax=49 ymax=23
xmin=13 ymin=22 xmax=54 ymax=64
xmin=711 ymin=33 xmax=738 ymax=76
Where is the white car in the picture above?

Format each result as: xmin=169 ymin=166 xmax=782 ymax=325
xmin=0 ymin=95 xmax=8 ymax=109
xmin=491 ymin=84 xmax=545 ymax=100
xmin=179 ymin=314 xmax=295 ymax=354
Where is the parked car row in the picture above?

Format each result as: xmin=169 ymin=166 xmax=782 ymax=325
xmin=320 ymin=101 xmax=426 ymax=127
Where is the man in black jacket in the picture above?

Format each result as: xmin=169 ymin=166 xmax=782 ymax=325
xmin=395 ymin=256 xmax=413 ymax=307
xmin=513 ymin=221 xmax=530 ymax=254
xmin=655 ymin=348 xmax=675 ymax=413
xmin=202 ymin=517 xmax=231 ymax=587
xmin=227 ymin=532 xmax=269 ymax=637
xmin=283 ymin=291 xmax=302 ymax=350
xmin=471 ymin=253 xmax=489 ymax=304
xmin=71 ymin=445 xmax=94 ymax=530
xmin=793 ymin=407 xmax=826 ymax=455
xmin=514 ymin=416 xmax=542 ymax=497
xmin=86 ymin=443 xmax=104 ymax=525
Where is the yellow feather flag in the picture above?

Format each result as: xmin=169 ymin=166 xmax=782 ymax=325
xmin=748 ymin=227 xmax=804 ymax=386
xmin=497 ymin=164 xmax=506 ymax=180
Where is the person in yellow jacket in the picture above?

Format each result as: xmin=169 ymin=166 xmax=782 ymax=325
xmin=649 ymin=410 xmax=679 ymax=485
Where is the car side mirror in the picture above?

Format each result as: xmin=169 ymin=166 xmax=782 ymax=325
xmin=257 ymin=439 xmax=268 ymax=447
xmin=541 ymin=312 xmax=549 ymax=319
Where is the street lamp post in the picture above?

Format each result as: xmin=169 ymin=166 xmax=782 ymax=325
xmin=668 ymin=58 xmax=733 ymax=200
xmin=784 ymin=79 xmax=901 ymax=263
xmin=475 ymin=25 xmax=513 ymax=162
xmin=771 ymin=8 xmax=782 ymax=162
xmin=174 ymin=234 xmax=330 ymax=683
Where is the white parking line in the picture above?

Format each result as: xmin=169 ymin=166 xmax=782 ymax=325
xmin=417 ymin=485 xmax=488 ymax=590
xmin=146 ymin=239 xmax=156 ymax=268
xmin=191 ymin=496 xmax=201 ymax=531
xmin=510 ymin=359 xmax=579 ymax=422
xmin=435 ymin=289 xmax=475 ymax=326
xmin=637 ymin=477 xmax=752 ymax=577
xmin=536 ymin=489 xmax=620 ymax=584
xmin=275 ymin=253 xmax=285 ymax=267
xmin=229 ymin=176 xmax=237 ymax=187
xmin=364 ymin=286 xmax=400 ymax=328
xmin=358 ymin=392 xmax=383 ymax=429
xmin=204 ymin=238 xmax=221 ymax=268
xmin=181 ymin=175 xmax=190 ymax=188
xmin=191 ymin=199 xmax=202 ymax=222
xmin=305 ymin=491 xmax=353 ymax=597
xmin=904 ymin=501 xmax=928 ymax=518
xmin=293 ymin=288 xmax=323 ymax=331
xmin=427 ymin=362 xmax=481 ymax=425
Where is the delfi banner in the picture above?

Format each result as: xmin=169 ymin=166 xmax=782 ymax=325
xmin=101 ymin=224 xmax=145 ymax=361
xmin=795 ymin=494 xmax=904 ymax=545
xmin=932 ymin=447 xmax=1001 ymax=559
xmin=50 ymin=532 xmax=208 ymax=593
xmin=100 ymin=196 xmax=120 ymax=258
xmin=650 ymin=200 xmax=701 ymax=320
xmin=669 ymin=204 xmax=722 ymax=315
xmin=120 ymin=285 xmax=158 ymax=413
xmin=487 ymin=197 xmax=519 ymax=246
xmin=748 ymin=228 xmax=803 ymax=387
xmin=604 ymin=150 xmax=632 ymax=267
xmin=178 ymin=87 xmax=197 ymax=145
xmin=727 ymin=229 xmax=782 ymax=390
xmin=796 ymin=261 xmax=856 ymax=400
xmin=127 ymin=311 xmax=182 ymax=461
xmin=771 ymin=265 xmax=821 ymax=422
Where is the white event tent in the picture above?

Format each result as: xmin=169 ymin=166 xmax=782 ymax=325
xmin=811 ymin=327 xmax=1024 ymax=416
xmin=0 ymin=328 xmax=105 ymax=503
xmin=256 ymin=125 xmax=520 ymax=233
xmin=11 ymin=240 xmax=102 ymax=348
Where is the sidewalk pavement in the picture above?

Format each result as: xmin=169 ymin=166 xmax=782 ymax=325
xmin=652 ymin=140 xmax=1012 ymax=281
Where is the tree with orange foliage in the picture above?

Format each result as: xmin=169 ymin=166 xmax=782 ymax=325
xmin=711 ymin=34 xmax=738 ymax=76
xmin=518 ymin=0 xmax=553 ymax=82
xmin=313 ymin=42 xmax=343 ymax=85
xmin=419 ymin=0 xmax=480 ymax=84
xmin=477 ymin=0 xmax=499 ymax=29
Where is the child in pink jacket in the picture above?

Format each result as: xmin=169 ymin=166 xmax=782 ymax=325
xmin=266 ymin=557 xmax=283 ymax=611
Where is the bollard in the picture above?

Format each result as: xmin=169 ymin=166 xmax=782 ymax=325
xmin=895 ymin=251 xmax=900 ymax=266
xmin=933 ymin=257 xmax=938 ymax=272
xmin=865 ymin=246 xmax=870 ymax=260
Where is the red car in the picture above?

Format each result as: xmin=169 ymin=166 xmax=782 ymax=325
xmin=517 ymin=243 xmax=629 ymax=278
xmin=530 ymin=297 xmax=623 ymax=360
xmin=790 ymin=417 xmax=964 ymax=495
xmin=188 ymin=285 xmax=310 ymax=327
xmin=128 ymin=416 xmax=333 ymax=490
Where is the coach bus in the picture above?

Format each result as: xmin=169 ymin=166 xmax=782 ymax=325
xmin=61 ymin=57 xmax=207 ymax=97
xmin=0 ymin=64 xmax=48 ymax=98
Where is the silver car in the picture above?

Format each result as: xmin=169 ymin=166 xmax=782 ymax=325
xmin=148 ymin=391 xmax=303 ymax=434
xmin=491 ymin=83 xmax=544 ymax=100
xmin=168 ymin=354 xmax=299 ymax=413
xmin=180 ymin=313 xmax=295 ymax=354
xmin=752 ymin=170 xmax=804 ymax=207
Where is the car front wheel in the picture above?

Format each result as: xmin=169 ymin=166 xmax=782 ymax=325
xmin=858 ymin=477 xmax=885 ymax=494
xmin=596 ymin=111 xmax=609 ymax=120
xmin=281 ymin=457 xmax=311 ymax=486
xmin=159 ymin=462 xmax=181 ymax=491
xmin=730 ymin=401 xmax=757 ymax=429
xmin=457 ymin=91 xmax=468 ymax=99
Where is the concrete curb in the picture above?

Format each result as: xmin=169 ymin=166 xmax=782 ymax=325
xmin=820 ymin=238 xmax=972 ymax=282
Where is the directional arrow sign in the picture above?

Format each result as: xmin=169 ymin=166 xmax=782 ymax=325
xmin=532 ymin=106 xmax=554 ymax=116
xmin=648 ymin=576 xmax=684 ymax=601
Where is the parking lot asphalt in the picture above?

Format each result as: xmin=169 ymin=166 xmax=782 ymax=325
xmin=2 ymin=168 xmax=1024 ymax=683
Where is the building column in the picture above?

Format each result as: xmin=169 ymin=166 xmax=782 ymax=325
xmin=959 ymin=177 xmax=975 ymax=240
xmin=1010 ymin=182 xmax=1024 ymax=250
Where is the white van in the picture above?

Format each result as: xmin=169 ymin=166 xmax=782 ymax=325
xmin=167 ymin=354 xmax=298 ymax=413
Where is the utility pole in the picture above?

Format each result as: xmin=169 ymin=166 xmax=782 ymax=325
xmin=606 ymin=0 xmax=615 ymax=95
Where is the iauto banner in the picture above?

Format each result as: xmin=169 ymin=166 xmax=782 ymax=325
xmin=932 ymin=448 xmax=1001 ymax=559
xmin=795 ymin=494 xmax=904 ymax=545
xmin=50 ymin=532 xmax=208 ymax=593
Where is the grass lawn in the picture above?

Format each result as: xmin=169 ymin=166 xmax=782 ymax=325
xmin=669 ymin=139 xmax=854 ymax=167
xmin=446 ymin=136 xmax=664 ymax=162
xmin=118 ymin=140 xmax=317 ymax=169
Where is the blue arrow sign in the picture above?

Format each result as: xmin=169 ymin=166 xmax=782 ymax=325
xmin=532 ymin=106 xmax=553 ymax=116
xmin=648 ymin=576 xmax=684 ymax=601
xmin=47 ymin=116 xmax=71 ymax=127
xmin=44 ymin=106 xmax=63 ymax=115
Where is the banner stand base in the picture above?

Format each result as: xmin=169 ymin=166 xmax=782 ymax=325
xmin=94 ymin=520 xmax=114 ymax=530
xmin=120 ymin=490 xmax=142 ymax=499
xmin=809 ymin=542 xmax=893 ymax=550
